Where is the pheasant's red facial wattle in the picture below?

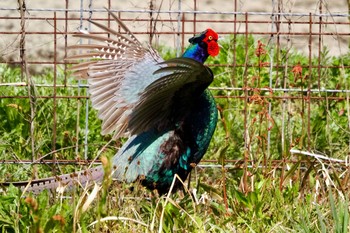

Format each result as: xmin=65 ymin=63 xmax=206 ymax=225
xmin=203 ymin=29 xmax=219 ymax=57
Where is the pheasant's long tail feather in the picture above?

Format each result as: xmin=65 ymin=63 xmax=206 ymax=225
xmin=2 ymin=166 xmax=104 ymax=194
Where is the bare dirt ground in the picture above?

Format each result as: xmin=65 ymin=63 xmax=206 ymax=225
xmin=0 ymin=0 xmax=348 ymax=67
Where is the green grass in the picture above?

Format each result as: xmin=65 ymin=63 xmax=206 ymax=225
xmin=0 ymin=35 xmax=349 ymax=232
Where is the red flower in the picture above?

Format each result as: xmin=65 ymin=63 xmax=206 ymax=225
xmin=292 ymin=62 xmax=303 ymax=82
xmin=292 ymin=62 xmax=302 ymax=76
xmin=255 ymin=40 xmax=266 ymax=57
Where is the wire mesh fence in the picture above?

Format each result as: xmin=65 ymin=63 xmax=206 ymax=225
xmin=0 ymin=0 xmax=349 ymax=193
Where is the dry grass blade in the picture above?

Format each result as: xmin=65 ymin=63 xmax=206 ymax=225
xmin=88 ymin=216 xmax=148 ymax=228
xmin=157 ymin=174 xmax=199 ymax=233
xmin=82 ymin=183 xmax=100 ymax=212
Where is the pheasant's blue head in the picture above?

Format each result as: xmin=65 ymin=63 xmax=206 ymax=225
xmin=183 ymin=29 xmax=219 ymax=63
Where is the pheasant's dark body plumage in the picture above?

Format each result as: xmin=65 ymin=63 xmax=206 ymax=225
xmin=113 ymin=88 xmax=217 ymax=194
xmin=3 ymin=9 xmax=219 ymax=195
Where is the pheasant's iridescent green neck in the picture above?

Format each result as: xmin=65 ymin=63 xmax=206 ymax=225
xmin=182 ymin=43 xmax=209 ymax=64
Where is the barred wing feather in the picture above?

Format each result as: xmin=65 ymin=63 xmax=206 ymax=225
xmin=66 ymin=9 xmax=162 ymax=138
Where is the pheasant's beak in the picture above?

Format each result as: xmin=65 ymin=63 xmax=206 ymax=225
xmin=218 ymin=36 xmax=224 ymax=49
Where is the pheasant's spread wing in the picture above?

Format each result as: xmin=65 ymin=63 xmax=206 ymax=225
xmin=66 ymin=9 xmax=162 ymax=138
xmin=67 ymin=10 xmax=213 ymax=138
xmin=127 ymin=57 xmax=214 ymax=135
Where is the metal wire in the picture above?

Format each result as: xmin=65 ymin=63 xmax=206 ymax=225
xmin=0 ymin=7 xmax=349 ymax=17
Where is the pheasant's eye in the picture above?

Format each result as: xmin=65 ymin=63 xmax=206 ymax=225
xmin=208 ymin=35 xmax=213 ymax=41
